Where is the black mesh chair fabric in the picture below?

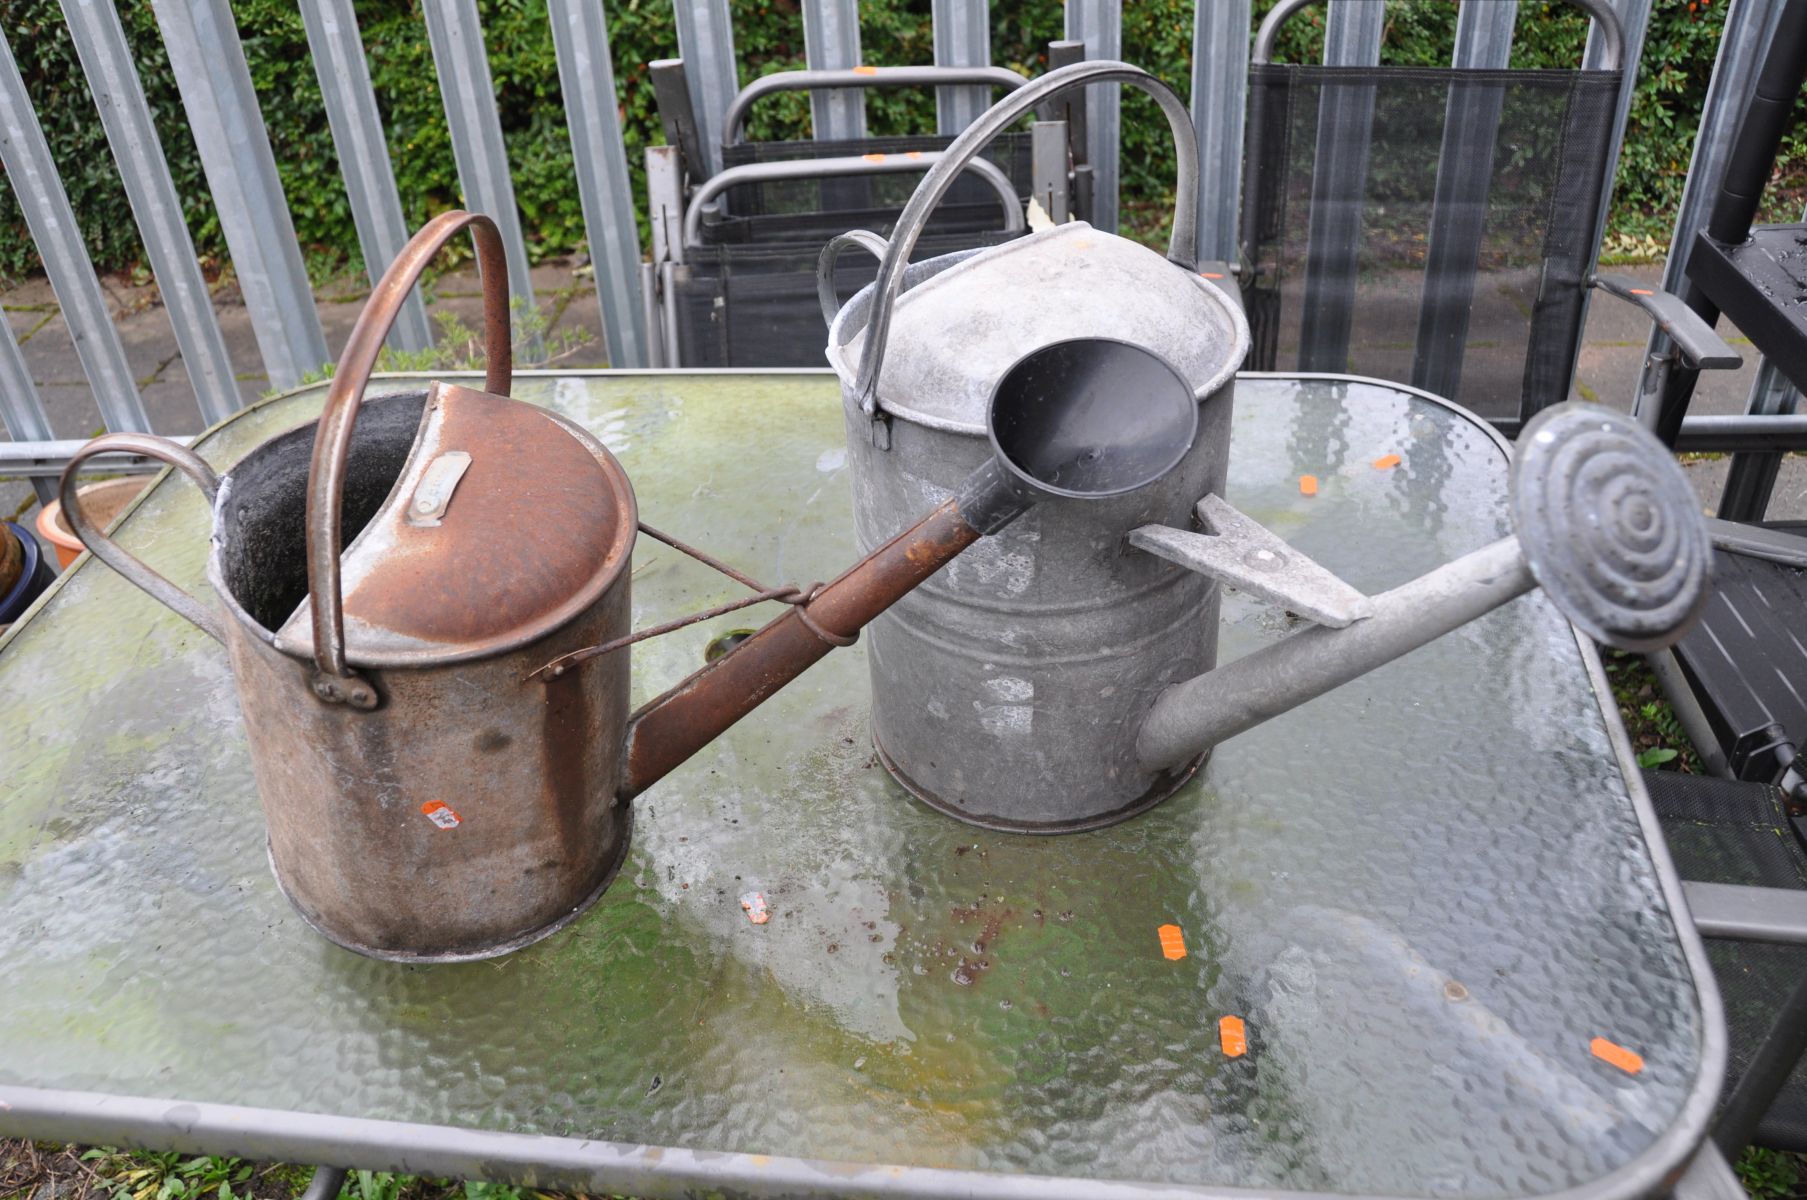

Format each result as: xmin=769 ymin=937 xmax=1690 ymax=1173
xmin=706 ymin=133 xmax=1034 ymax=247
xmin=1242 ymin=65 xmax=1621 ymax=422
xmin=1645 ymin=769 xmax=1807 ymax=1151
xmin=671 ymin=229 xmax=1018 ymax=369
xmin=672 ymin=130 xmax=1031 ymax=367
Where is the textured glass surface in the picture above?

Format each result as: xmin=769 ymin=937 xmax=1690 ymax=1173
xmin=0 ymin=373 xmax=1704 ymax=1196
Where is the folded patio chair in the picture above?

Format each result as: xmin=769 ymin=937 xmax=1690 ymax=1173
xmin=1644 ymin=769 xmax=1807 ymax=1153
xmin=1238 ymin=0 xmax=1737 ymax=428
xmin=643 ymin=60 xmax=1080 ymax=368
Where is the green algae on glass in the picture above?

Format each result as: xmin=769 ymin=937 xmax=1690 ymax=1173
xmin=0 ymin=372 xmax=1706 ymax=1196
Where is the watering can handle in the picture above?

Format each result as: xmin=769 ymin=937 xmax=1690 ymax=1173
xmin=304 ymin=210 xmax=512 ymax=704
xmin=57 ymin=433 xmax=225 ymax=644
xmin=843 ymin=60 xmax=1201 ymax=417
xmin=816 ymin=230 xmax=891 ymax=328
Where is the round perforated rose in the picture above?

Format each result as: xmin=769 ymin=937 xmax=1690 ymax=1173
xmin=1511 ymin=404 xmax=1711 ymax=652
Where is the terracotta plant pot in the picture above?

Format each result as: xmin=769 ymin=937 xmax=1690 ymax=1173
xmin=37 ymin=476 xmax=152 ymax=570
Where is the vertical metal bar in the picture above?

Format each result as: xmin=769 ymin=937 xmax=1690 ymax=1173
xmin=421 ymin=0 xmax=541 ymax=360
xmin=1296 ymin=0 xmax=1383 ymax=371
xmin=300 ymin=0 xmax=431 ymax=355
xmin=932 ymin=0 xmax=990 ymax=135
xmin=1629 ymin=0 xmax=1766 ymax=423
xmin=0 ymin=315 xmax=60 ymax=504
xmin=803 ymin=0 xmax=865 ymax=141
xmin=1190 ymin=0 xmax=1251 ymax=265
xmin=1410 ymin=0 xmax=1516 ymax=397
xmin=547 ymin=0 xmax=649 ymax=369
xmin=60 ymin=0 xmax=240 ymax=426
xmin=649 ymin=60 xmax=706 ymax=180
xmin=672 ymin=0 xmax=737 ymax=175
xmin=1031 ymin=120 xmax=1070 ymax=223
xmin=1713 ymin=968 xmax=1807 ymax=1155
xmin=1064 ymin=0 xmax=1121 ymax=233
xmin=1719 ymin=354 xmax=1801 ymax=520
xmin=0 ymin=28 xmax=150 ymax=433
xmin=149 ymin=0 xmax=328 ymax=392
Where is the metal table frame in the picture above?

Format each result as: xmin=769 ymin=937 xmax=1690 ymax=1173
xmin=0 ymin=369 xmax=1739 ymax=1200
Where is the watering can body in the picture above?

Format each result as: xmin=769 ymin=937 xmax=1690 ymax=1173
xmin=823 ymin=63 xmax=1250 ymax=831
xmin=216 ymin=385 xmax=637 ymax=961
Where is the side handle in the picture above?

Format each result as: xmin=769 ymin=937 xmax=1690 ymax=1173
xmin=817 ymin=230 xmax=890 ymax=327
xmin=1591 ymin=274 xmax=1743 ymax=370
xmin=57 ymin=433 xmax=224 ymax=643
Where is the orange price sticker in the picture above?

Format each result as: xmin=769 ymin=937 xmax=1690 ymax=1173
xmin=1630 ymin=288 xmax=1654 ymax=296
xmin=862 ymin=152 xmax=887 ymax=163
xmin=1219 ymin=1015 xmax=1248 ymax=1057
xmin=1201 ymin=271 xmax=1225 ymax=279
xmin=420 ymin=800 xmax=462 ymax=830
xmin=1372 ymin=453 xmax=1402 ymax=470
xmin=1157 ymin=923 xmax=1187 ymax=960
xmin=1591 ymin=1037 xmax=1644 ymax=1075
xmin=1299 ymin=474 xmax=1319 ymax=497
xmin=853 ymin=64 xmax=878 ymax=75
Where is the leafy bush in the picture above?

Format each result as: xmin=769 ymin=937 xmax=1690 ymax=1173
xmin=0 ymin=0 xmax=1800 ymax=282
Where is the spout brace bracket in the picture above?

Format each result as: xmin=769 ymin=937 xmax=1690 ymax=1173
xmin=1128 ymin=495 xmax=1375 ymax=628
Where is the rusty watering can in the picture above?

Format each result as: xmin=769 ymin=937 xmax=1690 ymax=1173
xmin=59 ymin=212 xmax=1205 ymax=963
xmin=825 ymin=60 xmax=1713 ymax=833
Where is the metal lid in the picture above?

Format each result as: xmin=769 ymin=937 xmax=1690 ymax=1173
xmin=827 ymin=223 xmax=1250 ymax=434
xmin=276 ymin=382 xmax=636 ymax=666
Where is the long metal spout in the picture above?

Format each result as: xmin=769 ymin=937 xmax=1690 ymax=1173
xmin=1134 ymin=402 xmax=1713 ymax=772
xmin=1136 ymin=537 xmax=1534 ymax=770
xmin=616 ymin=464 xmax=1028 ymax=800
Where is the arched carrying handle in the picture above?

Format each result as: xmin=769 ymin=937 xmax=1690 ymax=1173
xmin=817 ymin=230 xmax=891 ymax=327
xmin=305 ymin=210 xmax=512 ymax=708
xmin=845 ymin=60 xmax=1200 ymax=418
xmin=57 ymin=433 xmax=224 ymax=644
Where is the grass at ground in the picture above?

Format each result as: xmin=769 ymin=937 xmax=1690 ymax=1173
xmin=3 ymin=655 xmax=1804 ymax=1200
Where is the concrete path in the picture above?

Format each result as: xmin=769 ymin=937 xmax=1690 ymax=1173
xmin=4 ymin=258 xmax=1804 ymax=556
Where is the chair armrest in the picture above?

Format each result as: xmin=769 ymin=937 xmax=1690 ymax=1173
xmin=1590 ymin=273 xmax=1743 ymax=370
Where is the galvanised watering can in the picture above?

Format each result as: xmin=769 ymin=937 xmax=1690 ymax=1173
xmin=824 ymin=60 xmax=1249 ymax=832
xmin=59 ymin=213 xmax=1204 ymax=963
xmin=825 ymin=61 xmax=1712 ymax=833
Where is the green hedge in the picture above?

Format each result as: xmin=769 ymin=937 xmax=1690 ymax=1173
xmin=0 ymin=0 xmax=1799 ymax=282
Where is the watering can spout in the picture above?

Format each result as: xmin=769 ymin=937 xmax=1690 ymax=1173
xmin=1131 ymin=404 xmax=1714 ymax=772
xmin=620 ymin=338 xmax=1202 ymax=800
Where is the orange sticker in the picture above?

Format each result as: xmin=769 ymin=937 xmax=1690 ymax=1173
xmin=1591 ymin=1037 xmax=1644 ymax=1074
xmin=862 ymin=152 xmax=887 ymax=163
xmin=905 ymin=150 xmax=924 ymax=159
xmin=1201 ymin=271 xmax=1225 ymax=279
xmin=420 ymin=800 xmax=462 ymax=829
xmin=1157 ymin=923 xmax=1187 ymax=960
xmin=1299 ymin=474 xmax=1319 ymax=496
xmin=1219 ymin=1015 xmax=1247 ymax=1057
xmin=853 ymin=64 xmax=878 ymax=75
xmin=1372 ymin=453 xmax=1402 ymax=470
xmin=1630 ymin=287 xmax=1654 ymax=296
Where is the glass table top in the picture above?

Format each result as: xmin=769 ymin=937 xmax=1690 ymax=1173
xmin=0 ymin=371 xmax=1717 ymax=1199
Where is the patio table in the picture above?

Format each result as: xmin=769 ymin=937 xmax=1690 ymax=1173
xmin=0 ymin=370 xmax=1723 ymax=1200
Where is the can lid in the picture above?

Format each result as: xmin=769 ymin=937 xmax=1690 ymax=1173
xmin=275 ymin=382 xmax=636 ymax=667
xmin=828 ymin=223 xmax=1249 ymax=434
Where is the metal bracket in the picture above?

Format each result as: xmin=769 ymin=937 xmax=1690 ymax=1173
xmin=1127 ymin=495 xmax=1374 ymax=627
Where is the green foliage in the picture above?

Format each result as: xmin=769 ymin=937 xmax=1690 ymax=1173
xmin=1603 ymin=648 xmax=1703 ymax=774
xmin=80 ymin=1148 xmax=254 ymax=1200
xmin=0 ymin=0 xmax=1802 ymax=282
xmin=1737 ymin=1146 xmax=1807 ymax=1200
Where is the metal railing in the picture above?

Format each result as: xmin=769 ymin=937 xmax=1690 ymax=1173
xmin=1 ymin=0 xmax=1746 ymax=497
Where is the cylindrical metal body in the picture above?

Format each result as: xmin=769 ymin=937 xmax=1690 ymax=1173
xmin=827 ymin=232 xmax=1246 ymax=832
xmin=204 ymin=389 xmax=638 ymax=962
